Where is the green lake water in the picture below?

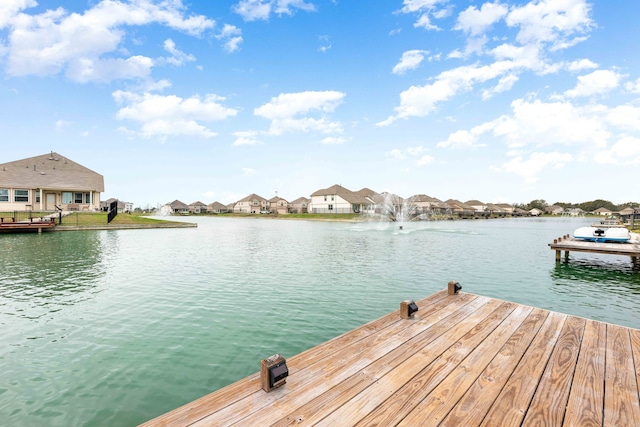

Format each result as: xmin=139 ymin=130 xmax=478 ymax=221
xmin=1 ymin=216 xmax=638 ymax=426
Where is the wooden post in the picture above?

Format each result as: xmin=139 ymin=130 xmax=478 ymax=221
xmin=400 ymin=300 xmax=418 ymax=319
xmin=555 ymin=250 xmax=561 ymax=262
xmin=448 ymin=281 xmax=461 ymax=295
xmin=564 ymin=250 xmax=569 ymax=261
xmin=261 ymin=354 xmax=288 ymax=393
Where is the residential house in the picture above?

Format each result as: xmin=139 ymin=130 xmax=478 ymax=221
xmin=565 ymin=207 xmax=584 ymax=216
xmin=100 ymin=198 xmax=133 ymax=213
xmin=410 ymin=194 xmax=443 ymax=215
xmin=0 ymin=151 xmax=104 ymax=211
xmin=545 ymin=205 xmax=564 ymax=215
xmin=495 ymin=203 xmax=515 ymax=214
xmin=529 ymin=208 xmax=543 ymax=216
xmin=206 ymin=201 xmax=228 ymax=214
xmin=164 ymin=200 xmax=189 ymax=214
xmin=289 ymin=197 xmax=309 ymax=214
xmin=353 ymin=188 xmax=378 ymax=215
xmin=465 ymin=200 xmax=487 ymax=214
xmin=309 ymin=184 xmax=370 ymax=214
xmin=234 ymin=194 xmax=268 ymax=214
xmin=485 ymin=203 xmax=507 ymax=217
xmin=444 ymin=199 xmax=476 ymax=217
xmin=592 ymin=207 xmax=613 ymax=216
xmin=269 ymin=196 xmax=290 ymax=214
xmin=188 ymin=201 xmax=207 ymax=214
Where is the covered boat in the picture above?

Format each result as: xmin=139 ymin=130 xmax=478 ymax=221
xmin=573 ymin=226 xmax=631 ymax=243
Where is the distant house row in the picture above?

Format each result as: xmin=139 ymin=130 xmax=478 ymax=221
xmin=162 ymin=184 xmax=548 ymax=218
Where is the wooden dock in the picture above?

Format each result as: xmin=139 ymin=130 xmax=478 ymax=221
xmin=0 ymin=218 xmax=56 ymax=233
xmin=550 ymin=234 xmax=640 ymax=264
xmin=141 ymin=285 xmax=640 ymax=426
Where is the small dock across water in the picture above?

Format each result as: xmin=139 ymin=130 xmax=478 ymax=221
xmin=0 ymin=217 xmax=56 ymax=233
xmin=549 ymin=233 xmax=640 ymax=265
xmin=141 ymin=284 xmax=640 ymax=426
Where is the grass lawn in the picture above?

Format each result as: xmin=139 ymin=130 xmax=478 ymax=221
xmin=59 ymin=212 xmax=180 ymax=226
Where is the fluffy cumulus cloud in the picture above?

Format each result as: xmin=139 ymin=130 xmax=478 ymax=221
xmin=491 ymin=151 xmax=573 ymax=183
xmin=233 ymin=0 xmax=316 ymax=21
xmin=393 ymin=50 xmax=429 ymax=75
xmin=399 ymin=0 xmax=450 ymax=30
xmin=594 ymin=136 xmax=640 ymax=165
xmin=0 ymin=0 xmax=215 ymax=82
xmin=113 ymin=91 xmax=238 ymax=139
xmin=562 ymin=69 xmax=624 ymax=98
xmin=382 ymin=0 xmax=596 ymax=125
xmin=254 ymin=90 xmax=345 ymax=136
xmin=386 ymin=145 xmax=434 ymax=166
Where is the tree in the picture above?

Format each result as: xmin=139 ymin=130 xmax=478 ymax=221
xmin=527 ymin=199 xmax=547 ymax=210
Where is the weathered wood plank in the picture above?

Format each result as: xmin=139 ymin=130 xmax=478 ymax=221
xmin=605 ymin=324 xmax=640 ymax=426
xmin=192 ymin=293 xmax=481 ymax=426
xmin=315 ymin=300 xmax=518 ymax=427
xmin=480 ymin=311 xmax=566 ymax=426
xmin=563 ymin=319 xmax=606 ymax=427
xmin=631 ymin=328 xmax=640 ymax=405
xmin=438 ymin=308 xmax=549 ymax=426
xmin=395 ymin=305 xmax=535 ymax=426
xmin=522 ymin=315 xmax=585 ymax=426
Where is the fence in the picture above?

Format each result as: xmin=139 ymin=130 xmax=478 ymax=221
xmin=0 ymin=210 xmax=62 ymax=224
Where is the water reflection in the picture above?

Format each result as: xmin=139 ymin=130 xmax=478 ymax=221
xmin=0 ymin=232 xmax=106 ymax=318
xmin=550 ymin=258 xmax=640 ymax=294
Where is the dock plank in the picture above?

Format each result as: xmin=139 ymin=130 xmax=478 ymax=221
xmin=605 ymin=324 xmax=640 ymax=426
xmin=140 ymin=289 xmax=640 ymax=427
xmin=563 ymin=319 xmax=606 ymax=427
xmin=438 ymin=308 xmax=549 ymax=426
xmin=480 ymin=311 xmax=567 ymax=426
xmin=523 ymin=315 xmax=585 ymax=426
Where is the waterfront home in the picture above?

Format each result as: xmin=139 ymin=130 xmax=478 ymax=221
xmin=444 ymin=199 xmax=476 ymax=217
xmin=545 ymin=205 xmax=564 ymax=215
xmin=289 ymin=197 xmax=309 ymax=214
xmin=268 ymin=196 xmax=289 ymax=214
xmin=206 ymin=201 xmax=228 ymax=214
xmin=100 ymin=198 xmax=133 ymax=213
xmin=234 ymin=194 xmax=268 ymax=214
xmin=165 ymin=200 xmax=189 ymax=214
xmin=188 ymin=201 xmax=207 ymax=214
xmin=592 ymin=207 xmax=613 ymax=216
xmin=309 ymin=184 xmax=372 ymax=214
xmin=465 ymin=199 xmax=487 ymax=214
xmin=0 ymin=151 xmax=104 ymax=211
xmin=530 ymin=208 xmax=543 ymax=216
xmin=410 ymin=194 xmax=443 ymax=215
xmin=495 ymin=203 xmax=515 ymax=214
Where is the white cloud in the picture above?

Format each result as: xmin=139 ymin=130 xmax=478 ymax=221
xmin=506 ymin=0 xmax=593 ymax=49
xmin=386 ymin=149 xmax=406 ymax=160
xmin=492 ymin=151 xmax=573 ymax=184
xmin=242 ymin=167 xmax=255 ymax=176
xmin=216 ymin=25 xmax=243 ymax=53
xmin=594 ymin=136 xmax=640 ymax=165
xmin=625 ymin=77 xmax=640 ymax=94
xmin=563 ymin=69 xmax=623 ymax=98
xmin=399 ymin=0 xmax=449 ymax=30
xmin=113 ymin=91 xmax=238 ymax=139
xmin=55 ymin=119 xmax=72 ymax=131
xmin=2 ymin=0 xmax=214 ymax=82
xmin=233 ymin=0 xmax=316 ymax=22
xmin=232 ymin=131 xmax=261 ymax=146
xmin=162 ymin=39 xmax=196 ymax=66
xmin=254 ymin=90 xmax=345 ymax=135
xmin=393 ymin=50 xmax=429 ymax=75
xmin=481 ymin=74 xmax=519 ymax=99
xmin=455 ymin=2 xmax=508 ymax=37
xmin=567 ymin=58 xmax=598 ymax=71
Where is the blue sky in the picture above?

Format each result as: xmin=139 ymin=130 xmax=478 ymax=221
xmin=1 ymin=0 xmax=639 ymax=208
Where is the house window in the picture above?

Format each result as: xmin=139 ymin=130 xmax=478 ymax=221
xmin=35 ymin=190 xmax=41 ymax=203
xmin=331 ymin=195 xmax=334 ymax=201
xmin=85 ymin=193 xmax=91 ymax=204
xmin=0 ymin=189 xmax=8 ymax=202
xmin=324 ymin=195 xmax=327 ymax=201
xmin=328 ymin=204 xmax=333 ymax=211
xmin=14 ymin=189 xmax=29 ymax=202
xmin=62 ymin=192 xmax=72 ymax=204
xmin=74 ymin=192 xmax=83 ymax=203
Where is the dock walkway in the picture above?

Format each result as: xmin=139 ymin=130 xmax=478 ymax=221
xmin=141 ymin=287 xmax=640 ymax=426
xmin=549 ymin=233 xmax=640 ymax=263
